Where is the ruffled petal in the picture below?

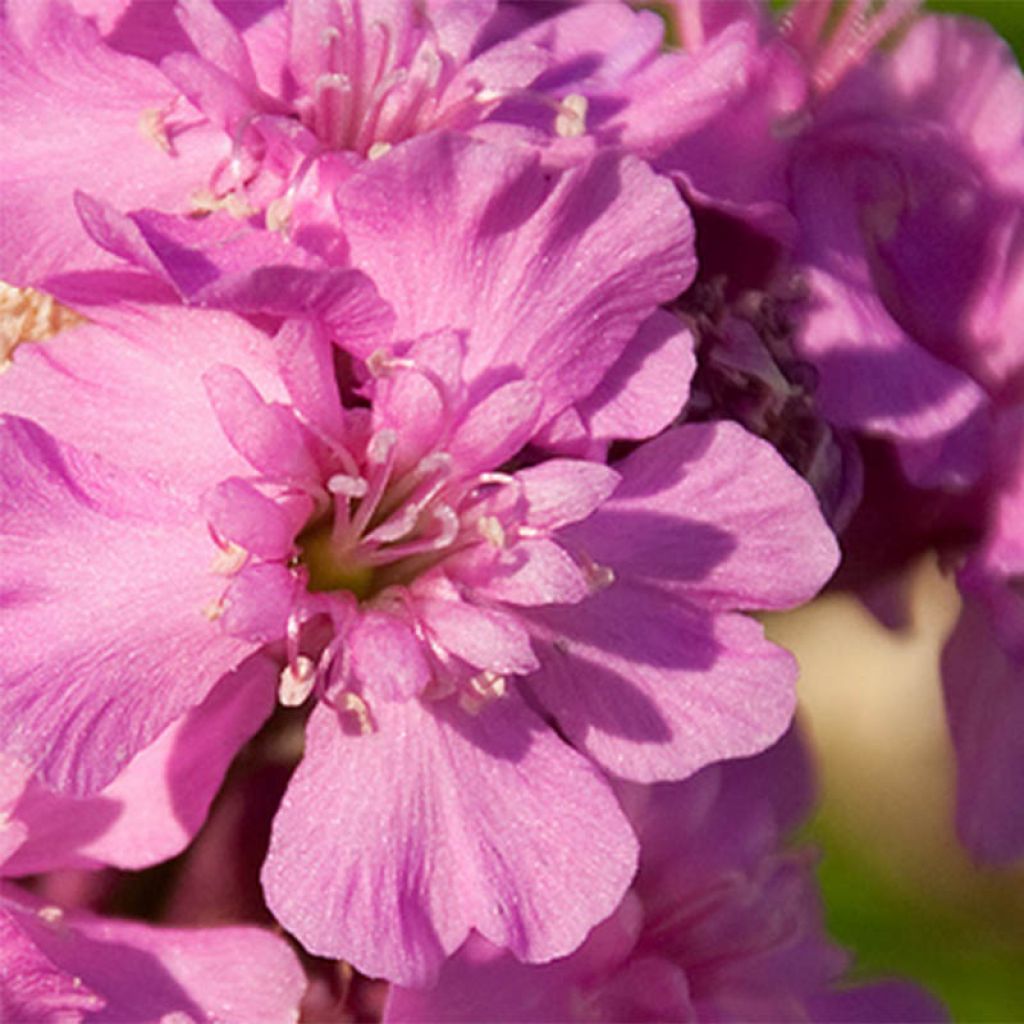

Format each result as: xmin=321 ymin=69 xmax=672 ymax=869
xmin=942 ymin=579 xmax=1024 ymax=864
xmin=0 ymin=416 xmax=253 ymax=794
xmin=564 ymin=422 xmax=839 ymax=612
xmin=5 ymin=654 xmax=278 ymax=874
xmin=524 ymin=580 xmax=797 ymax=782
xmin=334 ymin=134 xmax=695 ymax=425
xmin=0 ymin=303 xmax=287 ymax=497
xmin=262 ymin=692 xmax=637 ymax=985
xmin=3 ymin=884 xmax=306 ymax=1024
xmin=0 ymin=0 xmax=224 ymax=286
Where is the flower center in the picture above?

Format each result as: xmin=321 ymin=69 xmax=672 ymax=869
xmin=293 ymin=427 xmax=473 ymax=603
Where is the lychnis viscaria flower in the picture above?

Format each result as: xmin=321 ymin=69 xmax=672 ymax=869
xmin=0 ymin=135 xmax=837 ymax=983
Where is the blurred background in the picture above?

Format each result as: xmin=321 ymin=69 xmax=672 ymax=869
xmin=768 ymin=556 xmax=1024 ymax=1021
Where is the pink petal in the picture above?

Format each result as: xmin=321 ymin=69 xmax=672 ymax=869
xmin=204 ymin=364 xmax=319 ymax=481
xmin=4 ymin=884 xmax=306 ymax=1024
xmin=942 ymin=579 xmax=1024 ymax=863
xmin=220 ymin=563 xmax=297 ymax=644
xmin=262 ymin=693 xmax=637 ymax=985
xmin=203 ymin=477 xmax=297 ymax=559
xmin=578 ymin=310 xmax=695 ymax=445
xmin=418 ymin=592 xmax=539 ymax=675
xmin=516 ymin=459 xmax=622 ymax=532
xmin=349 ymin=612 xmax=431 ymax=701
xmin=0 ymin=303 xmax=287 ymax=498
xmin=5 ymin=654 xmax=278 ymax=875
xmin=466 ymin=539 xmax=589 ymax=607
xmin=447 ymin=380 xmax=542 ymax=476
xmin=334 ymin=135 xmax=695 ymax=425
xmin=792 ymin=152 xmax=991 ymax=489
xmin=0 ymin=417 xmax=253 ymax=794
xmin=0 ymin=895 xmax=105 ymax=1021
xmin=566 ymin=422 xmax=839 ymax=612
xmin=0 ymin=0 xmax=225 ymax=286
xmin=524 ymin=581 xmax=797 ymax=782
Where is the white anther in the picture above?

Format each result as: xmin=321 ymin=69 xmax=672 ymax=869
xmin=37 ymin=905 xmax=64 ymax=926
xmin=320 ymin=25 xmax=342 ymax=47
xmin=460 ymin=670 xmax=507 ymax=714
xmin=368 ymin=141 xmax=393 ymax=160
xmin=431 ymin=504 xmax=460 ymax=548
xmin=265 ymin=196 xmax=292 ymax=233
xmin=210 ymin=542 xmax=248 ymax=576
xmin=315 ymin=72 xmax=353 ymax=98
xmin=471 ymin=670 xmax=506 ymax=700
xmin=340 ymin=692 xmax=375 ymax=734
xmin=367 ymin=428 xmax=398 ymax=465
xmin=201 ymin=598 xmax=226 ymax=622
xmin=278 ymin=656 xmax=316 ymax=707
xmin=328 ymin=473 xmax=369 ymax=498
xmin=555 ymin=93 xmax=588 ymax=139
xmin=367 ymin=349 xmax=416 ymax=378
xmin=475 ymin=86 xmax=504 ymax=105
xmin=477 ymin=515 xmax=506 ymax=548
xmin=139 ymin=108 xmax=172 ymax=153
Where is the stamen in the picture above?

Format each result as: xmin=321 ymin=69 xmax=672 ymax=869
xmin=0 ymin=282 xmax=84 ymax=369
xmin=459 ymin=670 xmax=507 ymax=714
xmin=362 ymin=503 xmax=460 ymax=566
xmin=555 ymin=94 xmax=588 ymax=139
xmin=37 ymin=906 xmax=64 ymax=926
xmin=477 ymin=515 xmax=506 ymax=548
xmin=278 ymin=655 xmax=317 ymax=707
xmin=328 ymin=472 xmax=368 ymax=498
xmin=139 ymin=107 xmax=173 ymax=154
xmin=339 ymin=691 xmax=375 ymax=734
xmin=209 ymin=540 xmax=248 ymax=576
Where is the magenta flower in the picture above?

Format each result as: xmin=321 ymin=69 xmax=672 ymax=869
xmin=0 ymin=135 xmax=838 ymax=983
xmin=0 ymin=0 xmax=594 ymax=279
xmin=942 ymin=409 xmax=1024 ymax=863
xmin=0 ymin=754 xmax=307 ymax=1023
xmin=385 ymin=730 xmax=943 ymax=1023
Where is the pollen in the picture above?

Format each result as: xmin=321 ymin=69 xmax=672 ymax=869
xmin=279 ymin=656 xmax=317 ymax=708
xmin=555 ymin=94 xmax=588 ymax=139
xmin=0 ymin=282 xmax=84 ymax=370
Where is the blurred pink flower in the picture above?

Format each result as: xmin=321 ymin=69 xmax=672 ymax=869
xmin=385 ymin=730 xmax=944 ymax=1023
xmin=0 ymin=754 xmax=307 ymax=1023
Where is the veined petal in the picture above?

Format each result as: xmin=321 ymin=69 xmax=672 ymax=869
xmin=0 ymin=0 xmax=224 ymax=286
xmin=0 ymin=416 xmax=253 ymax=795
xmin=334 ymin=134 xmax=696 ymax=425
xmin=5 ymin=654 xmax=278 ymax=874
xmin=524 ymin=581 xmax=797 ymax=782
xmin=3 ymin=884 xmax=305 ymax=1024
xmin=262 ymin=692 xmax=637 ymax=985
xmin=0 ymin=303 xmax=287 ymax=498
xmin=566 ymin=422 xmax=839 ymax=612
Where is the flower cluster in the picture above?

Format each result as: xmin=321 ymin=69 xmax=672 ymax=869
xmin=1 ymin=0 xmax=1019 ymax=1019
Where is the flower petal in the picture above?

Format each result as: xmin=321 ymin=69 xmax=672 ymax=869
xmin=334 ymin=134 xmax=695 ymax=425
xmin=5 ymin=654 xmax=278 ymax=874
xmin=262 ymin=692 xmax=637 ymax=985
xmin=0 ymin=416 xmax=252 ymax=794
xmin=566 ymin=422 xmax=839 ymax=612
xmin=524 ymin=580 xmax=797 ymax=782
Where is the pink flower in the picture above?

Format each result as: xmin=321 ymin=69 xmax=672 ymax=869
xmin=0 ymin=135 xmax=838 ymax=983
xmin=0 ymin=0 xmax=590 ymax=280
xmin=0 ymin=754 xmax=307 ymax=1023
xmin=385 ymin=730 xmax=944 ymax=1023
xmin=942 ymin=408 xmax=1024 ymax=863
